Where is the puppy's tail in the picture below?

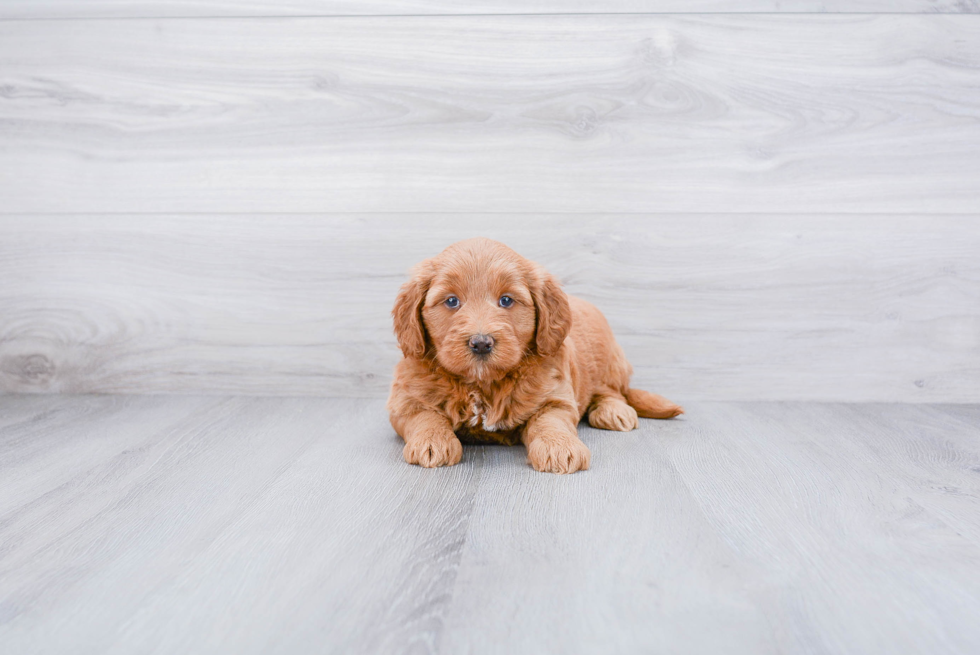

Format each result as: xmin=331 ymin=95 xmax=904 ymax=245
xmin=625 ymin=388 xmax=684 ymax=419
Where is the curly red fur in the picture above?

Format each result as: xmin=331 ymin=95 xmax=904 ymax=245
xmin=387 ymin=238 xmax=683 ymax=474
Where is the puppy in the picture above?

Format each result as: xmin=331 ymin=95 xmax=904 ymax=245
xmin=387 ymin=238 xmax=683 ymax=474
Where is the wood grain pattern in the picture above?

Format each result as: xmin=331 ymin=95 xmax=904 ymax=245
xmin=1 ymin=215 xmax=977 ymax=402
xmin=2 ymin=395 xmax=979 ymax=653
xmin=1 ymin=16 xmax=979 ymax=214
xmin=0 ymin=395 xmax=481 ymax=653
xmin=445 ymin=401 xmax=980 ymax=654
xmin=2 ymin=0 xmax=978 ymax=19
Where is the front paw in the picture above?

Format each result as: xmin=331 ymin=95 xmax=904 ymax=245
xmin=403 ymin=434 xmax=463 ymax=468
xmin=526 ymin=434 xmax=591 ymax=474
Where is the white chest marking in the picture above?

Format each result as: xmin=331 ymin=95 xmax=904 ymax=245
xmin=468 ymin=397 xmax=483 ymax=427
xmin=468 ymin=394 xmax=497 ymax=431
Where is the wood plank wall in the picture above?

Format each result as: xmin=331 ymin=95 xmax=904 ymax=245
xmin=1 ymin=1 xmax=978 ymax=19
xmin=1 ymin=4 xmax=978 ymax=401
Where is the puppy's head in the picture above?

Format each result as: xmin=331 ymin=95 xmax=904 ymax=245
xmin=392 ymin=238 xmax=571 ymax=381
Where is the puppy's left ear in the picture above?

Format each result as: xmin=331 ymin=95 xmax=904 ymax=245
xmin=531 ymin=267 xmax=572 ymax=357
xmin=392 ymin=260 xmax=434 ymax=359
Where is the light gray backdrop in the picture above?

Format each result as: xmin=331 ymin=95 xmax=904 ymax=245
xmin=1 ymin=3 xmax=978 ymax=402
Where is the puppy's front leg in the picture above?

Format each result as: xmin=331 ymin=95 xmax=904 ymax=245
xmin=523 ymin=405 xmax=590 ymax=474
xmin=391 ymin=411 xmax=463 ymax=468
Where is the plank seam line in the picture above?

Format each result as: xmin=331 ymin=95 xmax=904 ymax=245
xmin=2 ymin=12 xmax=979 ymax=22
xmin=1 ymin=212 xmax=979 ymax=217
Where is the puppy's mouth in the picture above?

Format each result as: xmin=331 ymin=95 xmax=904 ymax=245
xmin=460 ymin=345 xmax=504 ymax=381
xmin=467 ymin=356 xmax=495 ymax=381
xmin=435 ymin=329 xmax=520 ymax=382
xmin=468 ymin=344 xmax=496 ymax=368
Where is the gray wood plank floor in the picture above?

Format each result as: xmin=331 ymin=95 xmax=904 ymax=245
xmin=2 ymin=394 xmax=978 ymax=654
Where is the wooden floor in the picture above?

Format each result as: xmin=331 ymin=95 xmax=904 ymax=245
xmin=1 ymin=394 xmax=978 ymax=654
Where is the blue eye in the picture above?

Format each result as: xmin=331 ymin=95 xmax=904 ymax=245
xmin=445 ymin=296 xmax=460 ymax=309
xmin=498 ymin=295 xmax=514 ymax=308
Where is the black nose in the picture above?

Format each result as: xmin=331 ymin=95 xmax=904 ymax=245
xmin=468 ymin=334 xmax=494 ymax=355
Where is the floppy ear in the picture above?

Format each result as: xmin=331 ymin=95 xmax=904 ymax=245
xmin=531 ymin=268 xmax=572 ymax=357
xmin=392 ymin=261 xmax=433 ymax=359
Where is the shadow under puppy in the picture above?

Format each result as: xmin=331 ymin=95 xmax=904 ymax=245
xmin=387 ymin=238 xmax=683 ymax=474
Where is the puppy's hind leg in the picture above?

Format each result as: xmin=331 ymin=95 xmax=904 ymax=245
xmin=587 ymin=391 xmax=639 ymax=432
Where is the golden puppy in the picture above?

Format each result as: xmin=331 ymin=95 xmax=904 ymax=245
xmin=387 ymin=238 xmax=683 ymax=474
